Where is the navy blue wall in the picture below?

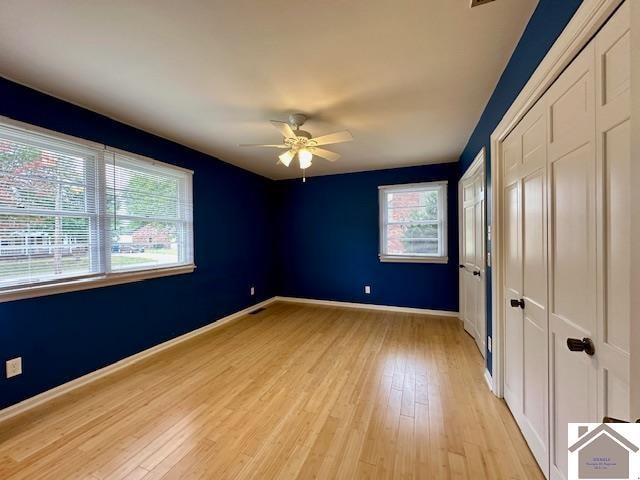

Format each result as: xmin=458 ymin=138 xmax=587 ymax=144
xmin=275 ymin=163 xmax=459 ymax=311
xmin=0 ymin=77 xmax=277 ymax=409
xmin=458 ymin=0 xmax=583 ymax=372
xmin=0 ymin=0 xmax=585 ymax=409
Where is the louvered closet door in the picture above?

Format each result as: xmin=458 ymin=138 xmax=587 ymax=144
xmin=502 ymin=98 xmax=549 ymax=476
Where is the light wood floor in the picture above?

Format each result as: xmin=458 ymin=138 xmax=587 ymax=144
xmin=0 ymin=302 xmax=543 ymax=479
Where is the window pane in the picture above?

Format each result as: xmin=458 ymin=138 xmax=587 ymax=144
xmin=106 ymin=153 xmax=191 ymax=272
xmin=106 ymin=158 xmax=180 ymax=219
xmin=0 ymin=139 xmax=91 ymax=213
xmin=0 ymin=121 xmax=194 ymax=293
xmin=386 ymin=223 xmax=440 ymax=255
xmin=387 ymin=189 xmax=439 ymax=223
xmin=110 ymin=219 xmax=179 ymax=271
xmin=0 ymin=214 xmax=94 ymax=287
xmin=0 ymin=131 xmax=99 ymax=289
xmin=381 ymin=183 xmax=447 ymax=259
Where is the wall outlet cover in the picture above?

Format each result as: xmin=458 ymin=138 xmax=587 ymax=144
xmin=364 ymin=285 xmax=371 ymax=294
xmin=6 ymin=357 xmax=22 ymax=378
xmin=250 ymin=286 xmax=255 ymax=296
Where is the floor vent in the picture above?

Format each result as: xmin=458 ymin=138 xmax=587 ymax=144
xmin=249 ymin=307 xmax=266 ymax=315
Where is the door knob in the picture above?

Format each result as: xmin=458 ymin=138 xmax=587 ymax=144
xmin=473 ymin=270 xmax=481 ymax=276
xmin=510 ymin=298 xmax=525 ymax=309
xmin=566 ymin=337 xmax=595 ymax=356
xmin=459 ymin=264 xmax=465 ymax=269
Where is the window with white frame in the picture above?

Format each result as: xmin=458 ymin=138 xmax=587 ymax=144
xmin=0 ymin=118 xmax=194 ymax=298
xmin=379 ymin=181 xmax=448 ymax=263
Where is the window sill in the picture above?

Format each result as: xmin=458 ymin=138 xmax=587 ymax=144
xmin=0 ymin=264 xmax=196 ymax=304
xmin=379 ymin=255 xmax=449 ymax=264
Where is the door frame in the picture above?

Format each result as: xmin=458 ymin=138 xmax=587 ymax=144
xmin=458 ymin=148 xmax=486 ymax=356
xmin=487 ymin=0 xmax=628 ymax=398
xmin=630 ymin=0 xmax=640 ymax=420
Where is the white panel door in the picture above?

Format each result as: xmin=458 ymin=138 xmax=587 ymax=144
xmin=502 ymin=126 xmax=523 ymax=416
xmin=462 ymin=176 xmax=476 ymax=338
xmin=460 ymin=161 xmax=485 ymax=357
xmin=474 ymin=173 xmax=486 ymax=355
xmin=498 ymin=4 xmax=631 ymax=479
xmin=519 ymin=100 xmax=549 ymax=475
xmin=594 ymin=0 xmax=631 ymax=423
xmin=547 ymin=42 xmax=597 ymax=480
xmin=502 ymin=100 xmax=550 ymax=476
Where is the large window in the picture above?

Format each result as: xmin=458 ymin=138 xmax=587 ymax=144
xmin=0 ymin=118 xmax=194 ymax=300
xmin=379 ymin=181 xmax=448 ymax=263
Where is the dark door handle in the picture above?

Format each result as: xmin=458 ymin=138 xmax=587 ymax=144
xmin=510 ymin=298 xmax=524 ymax=309
xmin=459 ymin=264 xmax=465 ymax=269
xmin=567 ymin=337 xmax=595 ymax=356
xmin=603 ymin=416 xmax=640 ymax=423
xmin=473 ymin=270 xmax=481 ymax=276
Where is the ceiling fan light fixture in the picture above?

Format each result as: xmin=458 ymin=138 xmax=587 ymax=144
xmin=240 ymin=115 xmax=352 ymax=178
xmin=298 ymin=148 xmax=312 ymax=169
xmin=278 ymin=150 xmax=294 ymax=167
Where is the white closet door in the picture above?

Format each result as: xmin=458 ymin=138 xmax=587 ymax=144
xmin=502 ymin=124 xmax=524 ymax=416
xmin=594 ymin=0 xmax=631 ymax=423
xmin=547 ymin=42 xmax=597 ymax=480
xmin=502 ymin=99 xmax=549 ymax=476
xmin=520 ymin=100 xmax=549 ymax=475
xmin=499 ymin=4 xmax=631 ymax=479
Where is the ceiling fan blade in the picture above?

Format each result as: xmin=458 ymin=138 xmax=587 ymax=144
xmin=278 ymin=150 xmax=295 ymax=167
xmin=309 ymin=130 xmax=353 ymax=146
xmin=270 ymin=120 xmax=297 ymax=139
xmin=312 ymin=148 xmax=341 ymax=162
xmin=239 ymin=143 xmax=289 ymax=148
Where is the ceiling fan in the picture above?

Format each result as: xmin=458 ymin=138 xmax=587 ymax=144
xmin=240 ymin=113 xmax=353 ymax=174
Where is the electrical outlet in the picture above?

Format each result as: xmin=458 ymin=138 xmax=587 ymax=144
xmin=364 ymin=285 xmax=371 ymax=294
xmin=487 ymin=336 xmax=492 ymax=353
xmin=250 ymin=286 xmax=255 ymax=296
xmin=6 ymin=357 xmax=22 ymax=378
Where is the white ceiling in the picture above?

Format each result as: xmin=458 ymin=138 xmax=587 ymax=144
xmin=0 ymin=0 xmax=537 ymax=179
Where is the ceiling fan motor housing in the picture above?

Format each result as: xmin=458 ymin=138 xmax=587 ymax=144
xmin=288 ymin=113 xmax=307 ymax=129
xmin=294 ymin=130 xmax=311 ymax=139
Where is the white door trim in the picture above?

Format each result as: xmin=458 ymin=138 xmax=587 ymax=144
xmin=489 ymin=0 xmax=626 ymax=398
xmin=630 ymin=0 xmax=640 ymax=420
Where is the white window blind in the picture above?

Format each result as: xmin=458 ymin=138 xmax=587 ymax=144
xmin=105 ymin=150 xmax=193 ymax=272
xmin=0 ymin=126 xmax=101 ymax=288
xmin=379 ymin=181 xmax=448 ymax=263
xmin=0 ymin=118 xmax=194 ymax=296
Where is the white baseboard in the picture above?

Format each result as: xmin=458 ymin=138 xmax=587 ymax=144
xmin=0 ymin=297 xmax=277 ymax=424
xmin=275 ymin=296 xmax=459 ymax=317
xmin=0 ymin=295 xmax=458 ymax=423
xmin=484 ymin=368 xmax=495 ymax=393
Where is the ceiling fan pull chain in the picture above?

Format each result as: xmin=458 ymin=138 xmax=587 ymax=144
xmin=302 ymin=168 xmax=306 ymax=183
